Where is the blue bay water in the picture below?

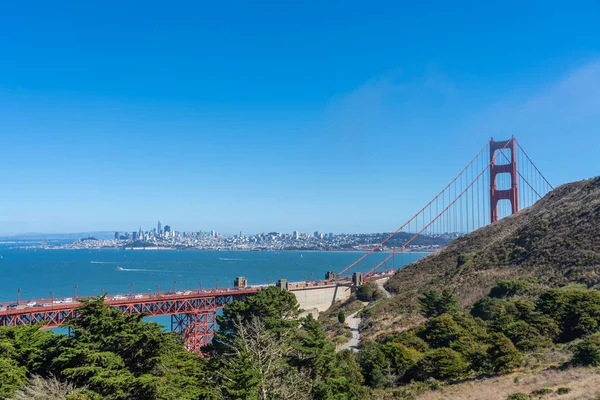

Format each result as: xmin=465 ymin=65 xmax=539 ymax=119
xmin=0 ymin=247 xmax=426 ymax=329
xmin=0 ymin=247 xmax=427 ymax=302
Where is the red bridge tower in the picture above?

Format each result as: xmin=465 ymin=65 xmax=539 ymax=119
xmin=490 ymin=137 xmax=518 ymax=223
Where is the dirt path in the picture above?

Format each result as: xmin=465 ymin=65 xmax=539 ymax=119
xmin=375 ymin=278 xmax=392 ymax=298
xmin=338 ymin=310 xmax=361 ymax=352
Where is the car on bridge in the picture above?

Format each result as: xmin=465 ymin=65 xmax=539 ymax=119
xmin=7 ymin=303 xmax=19 ymax=310
xmin=25 ymin=301 xmax=37 ymax=308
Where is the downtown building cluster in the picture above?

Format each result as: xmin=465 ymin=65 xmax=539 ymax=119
xmin=51 ymin=224 xmax=458 ymax=252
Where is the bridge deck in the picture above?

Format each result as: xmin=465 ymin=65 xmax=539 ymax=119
xmin=0 ymin=270 xmax=394 ymax=352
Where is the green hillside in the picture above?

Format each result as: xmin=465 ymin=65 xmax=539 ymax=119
xmin=360 ymin=177 xmax=600 ymax=340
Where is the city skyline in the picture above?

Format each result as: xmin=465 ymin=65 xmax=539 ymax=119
xmin=1 ymin=2 xmax=599 ymax=234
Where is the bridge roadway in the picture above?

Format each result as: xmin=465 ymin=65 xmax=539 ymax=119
xmin=0 ymin=271 xmax=393 ymax=352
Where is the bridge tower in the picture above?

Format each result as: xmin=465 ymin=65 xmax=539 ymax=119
xmin=489 ymin=137 xmax=518 ymax=223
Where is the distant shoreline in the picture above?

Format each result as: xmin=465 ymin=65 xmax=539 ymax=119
xmin=14 ymin=246 xmax=433 ymax=254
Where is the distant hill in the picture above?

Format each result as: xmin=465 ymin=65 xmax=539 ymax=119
xmin=363 ymin=176 xmax=600 ymax=339
xmin=0 ymin=231 xmax=115 ymax=241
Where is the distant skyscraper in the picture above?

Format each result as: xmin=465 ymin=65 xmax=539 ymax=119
xmin=293 ymin=231 xmax=299 ymax=239
xmin=164 ymin=225 xmax=171 ymax=233
xmin=158 ymin=221 xmax=162 ymax=236
xmin=114 ymin=231 xmax=119 ymax=240
xmin=314 ymin=231 xmax=319 ymax=237
xmin=132 ymin=231 xmax=138 ymax=241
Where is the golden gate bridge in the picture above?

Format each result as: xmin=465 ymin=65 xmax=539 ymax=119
xmin=0 ymin=137 xmax=553 ymax=353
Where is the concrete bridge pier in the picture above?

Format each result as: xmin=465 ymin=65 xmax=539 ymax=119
xmin=276 ymin=277 xmax=352 ymax=318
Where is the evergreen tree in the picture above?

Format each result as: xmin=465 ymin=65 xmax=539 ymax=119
xmin=419 ymin=289 xmax=459 ymax=318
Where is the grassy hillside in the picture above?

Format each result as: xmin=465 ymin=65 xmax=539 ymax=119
xmin=362 ymin=176 xmax=600 ymax=340
xmin=416 ymin=367 xmax=600 ymax=400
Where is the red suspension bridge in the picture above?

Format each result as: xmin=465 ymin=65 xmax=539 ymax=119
xmin=0 ymin=137 xmax=552 ymax=353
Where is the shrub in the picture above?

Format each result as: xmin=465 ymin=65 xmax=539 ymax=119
xmin=487 ymin=333 xmax=522 ymax=373
xmin=338 ymin=311 xmax=345 ymax=324
xmin=572 ymin=332 xmax=600 ymax=366
xmin=0 ymin=357 xmax=28 ymax=398
xmin=502 ymin=320 xmax=553 ymax=352
xmin=356 ymin=283 xmax=383 ymax=302
xmin=388 ymin=331 xmax=429 ymax=352
xmin=506 ymin=394 xmax=530 ymax=400
xmin=359 ymin=307 xmax=374 ymax=318
xmin=418 ymin=289 xmax=459 ymax=318
xmin=419 ymin=314 xmax=465 ymax=349
xmin=490 ymin=280 xmax=529 ymax=298
xmin=537 ymin=289 xmax=600 ymax=342
xmin=332 ymin=335 xmax=349 ymax=345
xmin=557 ymin=387 xmax=571 ymax=395
xmin=531 ymin=388 xmax=552 ymax=396
xmin=471 ymin=297 xmax=505 ymax=320
xmin=451 ymin=335 xmax=489 ymax=374
xmin=357 ymin=341 xmax=388 ymax=388
xmin=410 ymin=348 xmax=468 ymax=382
xmin=8 ymin=375 xmax=81 ymax=400
xmin=379 ymin=342 xmax=421 ymax=378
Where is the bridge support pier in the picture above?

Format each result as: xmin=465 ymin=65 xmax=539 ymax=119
xmin=170 ymin=297 xmax=217 ymax=353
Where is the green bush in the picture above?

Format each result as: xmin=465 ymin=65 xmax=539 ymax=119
xmin=410 ymin=348 xmax=468 ymax=382
xmin=356 ymin=283 xmax=383 ymax=302
xmin=0 ymin=357 xmax=28 ymax=398
xmin=418 ymin=289 xmax=459 ymax=318
xmin=471 ymin=296 xmax=505 ymax=320
xmin=379 ymin=342 xmax=421 ymax=377
xmin=490 ymin=280 xmax=529 ymax=298
xmin=486 ymin=333 xmax=522 ymax=373
xmin=557 ymin=387 xmax=571 ymax=395
xmin=531 ymin=387 xmax=552 ymax=396
xmin=388 ymin=331 xmax=429 ymax=352
xmin=450 ymin=335 xmax=489 ymax=374
xmin=419 ymin=314 xmax=465 ymax=349
xmin=502 ymin=320 xmax=554 ymax=351
xmin=537 ymin=289 xmax=600 ymax=342
xmin=572 ymin=332 xmax=600 ymax=366
xmin=506 ymin=393 xmax=530 ymax=400
xmin=332 ymin=335 xmax=349 ymax=345
xmin=471 ymin=297 xmax=559 ymax=351
xmin=338 ymin=311 xmax=345 ymax=324
xmin=357 ymin=341 xmax=388 ymax=388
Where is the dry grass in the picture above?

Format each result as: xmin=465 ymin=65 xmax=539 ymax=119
xmin=417 ymin=367 xmax=600 ymax=400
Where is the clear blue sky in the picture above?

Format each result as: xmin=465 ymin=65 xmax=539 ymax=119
xmin=0 ymin=1 xmax=598 ymax=235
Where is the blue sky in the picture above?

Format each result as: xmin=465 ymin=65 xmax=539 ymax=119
xmin=0 ymin=1 xmax=599 ymax=235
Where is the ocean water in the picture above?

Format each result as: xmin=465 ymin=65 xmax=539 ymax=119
xmin=0 ymin=246 xmax=426 ymax=306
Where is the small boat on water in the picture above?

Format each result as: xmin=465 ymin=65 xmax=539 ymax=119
xmin=116 ymin=266 xmax=124 ymax=271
